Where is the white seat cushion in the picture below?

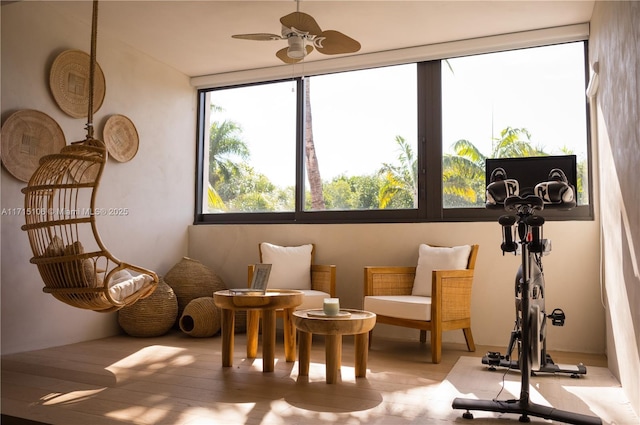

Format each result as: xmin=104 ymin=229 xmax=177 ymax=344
xmin=260 ymin=242 xmax=312 ymax=290
xmin=364 ymin=295 xmax=432 ymax=321
xmin=273 ymin=290 xmax=329 ymax=311
xmin=297 ymin=290 xmax=331 ymax=310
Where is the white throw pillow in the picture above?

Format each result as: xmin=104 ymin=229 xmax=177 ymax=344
xmin=260 ymin=243 xmax=312 ymax=290
xmin=108 ymin=270 xmax=154 ymax=301
xmin=412 ymin=244 xmax=472 ymax=296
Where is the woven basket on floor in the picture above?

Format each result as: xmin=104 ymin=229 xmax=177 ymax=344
xmin=118 ymin=278 xmax=178 ymax=337
xmin=179 ymin=297 xmax=220 ymax=337
xmin=164 ymin=257 xmax=226 ymax=324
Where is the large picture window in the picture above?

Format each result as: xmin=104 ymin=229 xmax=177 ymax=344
xmin=304 ymin=65 xmax=417 ymax=212
xmin=441 ymin=42 xmax=590 ymax=210
xmin=201 ymin=81 xmax=297 ymax=214
xmin=196 ymin=41 xmax=591 ymax=224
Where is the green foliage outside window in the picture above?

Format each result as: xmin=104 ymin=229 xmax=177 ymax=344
xmin=207 ymin=113 xmax=585 ymax=212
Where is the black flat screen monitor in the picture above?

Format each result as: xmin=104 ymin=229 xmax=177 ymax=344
xmin=485 ymin=155 xmax=577 ymax=195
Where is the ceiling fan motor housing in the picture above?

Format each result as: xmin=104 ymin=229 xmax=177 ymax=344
xmin=286 ymin=34 xmax=307 ymax=58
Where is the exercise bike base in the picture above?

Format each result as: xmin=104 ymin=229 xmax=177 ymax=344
xmin=482 ymin=354 xmax=587 ymax=377
xmin=452 ymin=397 xmax=602 ymax=425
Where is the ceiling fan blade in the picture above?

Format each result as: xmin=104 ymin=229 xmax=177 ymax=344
xmin=232 ymin=33 xmax=283 ymax=41
xmin=275 ymin=45 xmax=314 ymax=64
xmin=315 ymin=30 xmax=361 ymax=55
xmin=280 ymin=11 xmax=322 ymax=35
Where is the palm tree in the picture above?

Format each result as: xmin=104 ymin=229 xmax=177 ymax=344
xmin=559 ymin=146 xmax=588 ymax=204
xmin=379 ymin=136 xmax=418 ymax=208
xmin=209 ymin=120 xmax=250 ymax=186
xmin=207 ymin=183 xmax=226 ymax=211
xmin=443 ymin=127 xmax=547 ymax=206
xmin=305 ymin=79 xmax=325 ymax=210
xmin=208 ymin=105 xmax=251 ymax=210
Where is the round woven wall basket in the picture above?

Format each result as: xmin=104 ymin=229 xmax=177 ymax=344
xmin=49 ymin=49 xmax=106 ymax=119
xmin=164 ymin=257 xmax=227 ymax=324
xmin=118 ymin=278 xmax=178 ymax=337
xmin=103 ymin=114 xmax=139 ymax=162
xmin=179 ymin=297 xmax=220 ymax=337
xmin=1 ymin=109 xmax=66 ymax=182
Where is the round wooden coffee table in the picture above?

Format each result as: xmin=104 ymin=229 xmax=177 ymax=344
xmin=214 ymin=289 xmax=303 ymax=372
xmin=293 ymin=309 xmax=376 ymax=384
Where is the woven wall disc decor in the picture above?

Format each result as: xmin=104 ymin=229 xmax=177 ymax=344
xmin=1 ymin=110 xmax=66 ymax=182
xmin=103 ymin=114 xmax=139 ymax=162
xmin=49 ymin=49 xmax=106 ymax=119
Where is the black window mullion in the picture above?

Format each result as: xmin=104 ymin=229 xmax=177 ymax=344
xmin=295 ymin=77 xmax=306 ymax=221
xmin=194 ymin=89 xmax=207 ymax=224
xmin=419 ymin=61 xmax=443 ymax=221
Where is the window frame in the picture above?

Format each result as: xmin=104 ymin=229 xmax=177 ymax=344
xmin=195 ymin=42 xmax=593 ymax=225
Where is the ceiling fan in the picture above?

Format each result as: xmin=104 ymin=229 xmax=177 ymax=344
xmin=231 ymin=3 xmax=361 ymax=64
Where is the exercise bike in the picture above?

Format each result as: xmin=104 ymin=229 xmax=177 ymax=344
xmin=482 ymin=190 xmax=587 ymax=378
xmin=452 ymin=167 xmax=602 ymax=425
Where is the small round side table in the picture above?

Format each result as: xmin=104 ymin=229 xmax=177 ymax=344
xmin=292 ymin=309 xmax=376 ymax=384
xmin=214 ymin=289 xmax=303 ymax=372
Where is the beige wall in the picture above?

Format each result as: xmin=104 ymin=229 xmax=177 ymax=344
xmin=589 ymin=0 xmax=640 ymax=415
xmin=188 ymin=219 xmax=605 ymax=353
xmin=1 ymin=2 xmax=194 ymax=354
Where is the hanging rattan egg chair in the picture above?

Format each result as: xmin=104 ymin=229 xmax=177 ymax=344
xmin=21 ymin=0 xmax=158 ymax=312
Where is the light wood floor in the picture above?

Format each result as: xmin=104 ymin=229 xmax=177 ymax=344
xmin=1 ymin=330 xmax=608 ymax=425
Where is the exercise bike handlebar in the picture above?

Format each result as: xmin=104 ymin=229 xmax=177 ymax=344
xmin=504 ymin=194 xmax=544 ymax=213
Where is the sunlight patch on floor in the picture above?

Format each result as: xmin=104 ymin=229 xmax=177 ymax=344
xmin=562 ymin=385 xmax=639 ymax=424
xmin=105 ymin=345 xmax=197 ymax=383
xmin=40 ymin=389 xmax=106 ymax=406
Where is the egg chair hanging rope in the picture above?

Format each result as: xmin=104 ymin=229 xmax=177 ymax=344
xmin=21 ymin=0 xmax=158 ymax=312
xmin=86 ymin=0 xmax=98 ymax=139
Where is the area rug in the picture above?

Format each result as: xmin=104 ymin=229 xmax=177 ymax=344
xmin=438 ymin=356 xmax=638 ymax=425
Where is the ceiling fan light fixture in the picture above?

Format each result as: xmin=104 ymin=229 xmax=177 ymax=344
xmin=287 ymin=36 xmax=306 ymax=59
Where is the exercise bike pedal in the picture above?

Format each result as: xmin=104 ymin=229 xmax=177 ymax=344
xmin=547 ymin=308 xmax=566 ymax=326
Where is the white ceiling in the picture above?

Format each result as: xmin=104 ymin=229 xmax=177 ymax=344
xmin=41 ymin=1 xmax=595 ymax=78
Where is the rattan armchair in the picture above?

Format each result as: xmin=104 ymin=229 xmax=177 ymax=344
xmin=363 ymin=244 xmax=479 ymax=363
xmin=248 ymin=243 xmax=336 ymax=317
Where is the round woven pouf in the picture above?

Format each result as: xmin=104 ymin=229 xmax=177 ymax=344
xmin=164 ymin=257 xmax=227 ymax=324
xmin=179 ymin=297 xmax=221 ymax=337
xmin=118 ymin=278 xmax=178 ymax=337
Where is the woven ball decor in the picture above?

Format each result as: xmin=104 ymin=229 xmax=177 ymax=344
xmin=117 ymin=278 xmax=178 ymax=337
xmin=179 ymin=297 xmax=221 ymax=337
xmin=164 ymin=257 xmax=226 ymax=324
